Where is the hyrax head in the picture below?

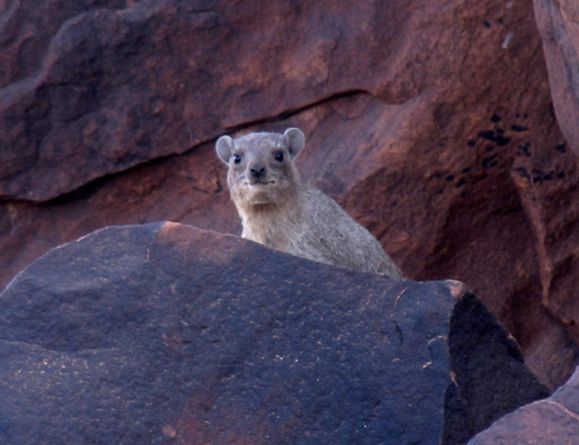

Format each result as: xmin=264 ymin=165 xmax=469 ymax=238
xmin=215 ymin=128 xmax=305 ymax=208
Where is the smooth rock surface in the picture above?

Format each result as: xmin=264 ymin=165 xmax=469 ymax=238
xmin=0 ymin=223 xmax=548 ymax=445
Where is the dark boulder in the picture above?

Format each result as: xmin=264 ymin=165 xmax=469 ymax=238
xmin=0 ymin=223 xmax=547 ymax=444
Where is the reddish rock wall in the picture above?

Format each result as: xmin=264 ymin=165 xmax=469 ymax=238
xmin=533 ymin=0 xmax=579 ymax=156
xmin=0 ymin=0 xmax=577 ymax=387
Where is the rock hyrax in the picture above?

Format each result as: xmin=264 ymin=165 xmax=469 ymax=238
xmin=215 ymin=128 xmax=403 ymax=279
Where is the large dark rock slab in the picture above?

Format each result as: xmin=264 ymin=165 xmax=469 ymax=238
xmin=0 ymin=223 xmax=547 ymax=444
xmin=468 ymin=366 xmax=579 ymax=444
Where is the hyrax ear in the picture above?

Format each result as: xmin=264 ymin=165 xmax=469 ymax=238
xmin=215 ymin=135 xmax=234 ymax=164
xmin=284 ymin=128 xmax=305 ymax=158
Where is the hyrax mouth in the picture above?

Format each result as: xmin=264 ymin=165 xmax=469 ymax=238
xmin=247 ymin=180 xmax=276 ymax=187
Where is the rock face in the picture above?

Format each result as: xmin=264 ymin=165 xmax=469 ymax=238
xmin=468 ymin=365 xmax=579 ymax=445
xmin=0 ymin=223 xmax=548 ymax=445
xmin=533 ymin=0 xmax=579 ymax=156
xmin=0 ymin=0 xmax=578 ymax=389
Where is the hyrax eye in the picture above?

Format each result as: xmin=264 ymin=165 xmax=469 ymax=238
xmin=233 ymin=154 xmax=243 ymax=164
xmin=274 ymin=151 xmax=284 ymax=162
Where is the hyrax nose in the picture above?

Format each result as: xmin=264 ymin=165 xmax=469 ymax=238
xmin=250 ymin=165 xmax=266 ymax=178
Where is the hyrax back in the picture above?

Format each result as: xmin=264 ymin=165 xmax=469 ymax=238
xmin=215 ymin=128 xmax=402 ymax=279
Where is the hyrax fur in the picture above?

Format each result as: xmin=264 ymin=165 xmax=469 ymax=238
xmin=215 ymin=128 xmax=403 ymax=279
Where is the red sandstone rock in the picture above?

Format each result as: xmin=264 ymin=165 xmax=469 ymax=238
xmin=0 ymin=0 xmax=577 ymax=389
xmin=0 ymin=0 xmax=475 ymax=202
xmin=533 ymin=0 xmax=579 ymax=156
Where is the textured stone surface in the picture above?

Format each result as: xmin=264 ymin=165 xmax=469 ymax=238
xmin=0 ymin=0 xmax=465 ymax=202
xmin=0 ymin=223 xmax=548 ymax=445
xmin=0 ymin=0 xmax=578 ymax=389
xmin=469 ymin=366 xmax=579 ymax=445
xmin=533 ymin=0 xmax=579 ymax=156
